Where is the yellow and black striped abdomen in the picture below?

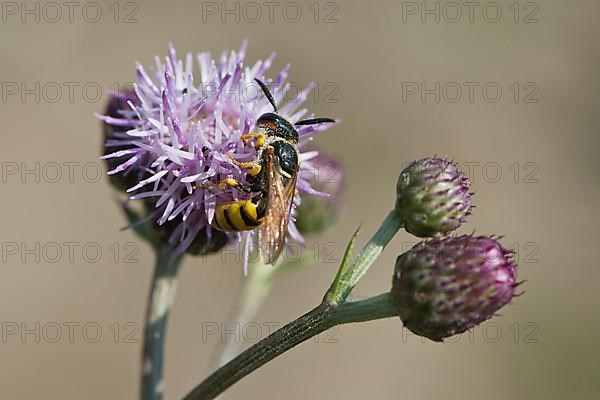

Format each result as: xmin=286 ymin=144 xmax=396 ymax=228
xmin=212 ymin=200 xmax=264 ymax=232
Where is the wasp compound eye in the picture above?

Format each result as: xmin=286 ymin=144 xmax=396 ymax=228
xmin=395 ymin=157 xmax=472 ymax=237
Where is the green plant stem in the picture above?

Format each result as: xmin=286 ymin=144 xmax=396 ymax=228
xmin=326 ymin=210 xmax=403 ymax=304
xmin=141 ymin=246 xmax=183 ymax=400
xmin=183 ymin=292 xmax=397 ymax=400
xmin=210 ymin=254 xmax=313 ymax=370
xmin=210 ymin=259 xmax=273 ymax=370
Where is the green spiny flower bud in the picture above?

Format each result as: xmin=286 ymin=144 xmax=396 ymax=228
xmin=186 ymin=227 xmax=229 ymax=256
xmin=391 ymin=235 xmax=519 ymax=341
xmin=296 ymin=152 xmax=345 ymax=235
xmin=151 ymin=212 xmax=230 ymax=257
xmin=396 ymin=157 xmax=472 ymax=237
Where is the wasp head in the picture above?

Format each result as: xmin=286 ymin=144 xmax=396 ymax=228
xmin=256 ymin=112 xmax=299 ymax=144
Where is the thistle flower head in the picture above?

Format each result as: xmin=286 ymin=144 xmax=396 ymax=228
xmin=98 ymin=42 xmax=336 ymax=267
xmin=391 ymin=235 xmax=518 ymax=341
xmin=395 ymin=157 xmax=472 ymax=237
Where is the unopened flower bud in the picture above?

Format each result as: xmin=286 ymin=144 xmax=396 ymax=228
xmin=396 ymin=157 xmax=472 ymax=237
xmin=296 ymin=152 xmax=345 ymax=234
xmin=391 ymin=235 xmax=519 ymax=341
xmin=102 ymin=90 xmax=141 ymax=191
xmin=153 ymin=218 xmax=229 ymax=256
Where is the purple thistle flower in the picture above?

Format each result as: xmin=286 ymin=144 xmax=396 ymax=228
xmin=98 ymin=41 xmax=336 ymax=270
xmin=391 ymin=235 xmax=519 ymax=341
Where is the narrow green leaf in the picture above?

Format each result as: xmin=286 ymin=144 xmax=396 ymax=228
xmin=324 ymin=224 xmax=361 ymax=304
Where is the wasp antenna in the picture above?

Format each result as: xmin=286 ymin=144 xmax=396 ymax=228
xmin=255 ymin=78 xmax=278 ymax=113
xmin=295 ymin=117 xmax=336 ymax=126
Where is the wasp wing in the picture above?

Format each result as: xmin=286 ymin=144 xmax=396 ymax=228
xmin=258 ymin=146 xmax=298 ymax=265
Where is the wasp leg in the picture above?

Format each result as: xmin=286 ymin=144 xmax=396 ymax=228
xmin=194 ymin=178 xmax=252 ymax=193
xmin=226 ymin=153 xmax=262 ymax=177
xmin=217 ymin=178 xmax=255 ymax=193
xmin=193 ymin=178 xmax=238 ymax=190
xmin=216 ymin=178 xmax=240 ymax=190
xmin=241 ymin=132 xmax=267 ymax=149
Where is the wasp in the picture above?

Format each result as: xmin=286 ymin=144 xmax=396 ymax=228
xmin=211 ymin=78 xmax=335 ymax=264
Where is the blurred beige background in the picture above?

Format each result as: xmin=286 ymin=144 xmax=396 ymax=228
xmin=1 ymin=0 xmax=599 ymax=399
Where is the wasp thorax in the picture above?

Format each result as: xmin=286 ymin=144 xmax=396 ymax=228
xmin=395 ymin=157 xmax=472 ymax=237
xmin=391 ymin=235 xmax=519 ymax=341
xmin=256 ymin=113 xmax=299 ymax=143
